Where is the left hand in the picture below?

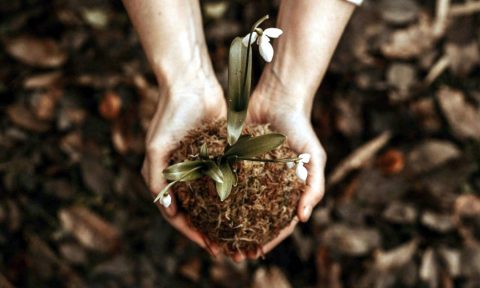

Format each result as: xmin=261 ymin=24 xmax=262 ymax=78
xmin=232 ymin=89 xmax=327 ymax=261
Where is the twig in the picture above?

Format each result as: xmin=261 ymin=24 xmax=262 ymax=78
xmin=327 ymin=131 xmax=391 ymax=188
xmin=450 ymin=1 xmax=480 ymax=16
xmin=433 ymin=0 xmax=451 ymax=37
xmin=424 ymin=54 xmax=450 ymax=85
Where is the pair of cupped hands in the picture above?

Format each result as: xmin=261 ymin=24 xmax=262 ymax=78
xmin=142 ymin=76 xmax=326 ymax=262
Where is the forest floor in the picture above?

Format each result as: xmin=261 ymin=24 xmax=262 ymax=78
xmin=1 ymin=0 xmax=480 ymax=287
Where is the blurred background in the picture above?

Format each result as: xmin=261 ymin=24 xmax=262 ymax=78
xmin=1 ymin=0 xmax=480 ymax=287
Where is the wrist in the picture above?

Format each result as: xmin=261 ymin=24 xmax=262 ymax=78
xmin=253 ymin=69 xmax=315 ymax=115
xmin=153 ymin=48 xmax=218 ymax=93
xmin=158 ymin=74 xmax=224 ymax=110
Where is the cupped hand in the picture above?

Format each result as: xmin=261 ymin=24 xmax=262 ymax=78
xmin=142 ymin=79 xmax=226 ymax=256
xmin=232 ymin=90 xmax=327 ymax=261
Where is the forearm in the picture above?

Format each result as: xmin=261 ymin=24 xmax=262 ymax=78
xmin=122 ymin=0 xmax=216 ymax=91
xmin=256 ymin=0 xmax=355 ymax=113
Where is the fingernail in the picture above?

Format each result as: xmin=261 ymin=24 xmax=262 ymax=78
xmin=303 ymin=205 xmax=312 ymax=221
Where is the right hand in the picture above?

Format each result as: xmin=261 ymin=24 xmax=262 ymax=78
xmin=142 ymin=78 xmax=226 ymax=256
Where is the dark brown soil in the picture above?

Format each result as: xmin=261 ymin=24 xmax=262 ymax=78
xmin=170 ymin=120 xmax=304 ymax=254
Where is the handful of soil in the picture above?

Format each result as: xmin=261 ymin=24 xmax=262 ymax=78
xmin=169 ymin=120 xmax=304 ymax=254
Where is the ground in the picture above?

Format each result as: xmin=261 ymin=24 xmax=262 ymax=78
xmin=0 ymin=0 xmax=480 ymax=287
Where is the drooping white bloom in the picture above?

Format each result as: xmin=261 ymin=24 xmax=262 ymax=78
xmin=160 ymin=193 xmax=172 ymax=208
xmin=299 ymin=153 xmax=311 ymax=164
xmin=242 ymin=28 xmax=283 ymax=62
xmin=242 ymin=32 xmax=258 ymax=47
xmin=286 ymin=161 xmax=295 ymax=169
xmin=296 ymin=163 xmax=308 ymax=182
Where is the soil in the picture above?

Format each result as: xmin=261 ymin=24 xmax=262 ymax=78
xmin=170 ymin=120 xmax=304 ymax=254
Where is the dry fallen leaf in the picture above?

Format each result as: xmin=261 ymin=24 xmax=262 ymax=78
xmin=5 ymin=35 xmax=67 ymax=68
xmin=420 ymin=248 xmax=439 ymax=288
xmin=382 ymin=201 xmax=418 ymax=224
xmin=23 ymin=71 xmax=62 ymax=89
xmin=31 ymin=89 xmax=63 ymax=120
xmin=6 ymin=104 xmax=50 ymax=133
xmin=421 ymin=210 xmax=454 ymax=233
xmin=453 ymin=194 xmax=480 ymax=241
xmin=374 ymin=239 xmax=418 ymax=271
xmin=379 ymin=0 xmax=419 ymax=25
xmin=445 ymin=41 xmax=480 ymax=77
xmin=437 ymin=86 xmax=480 ymax=140
xmin=327 ymin=131 xmax=391 ymax=187
xmin=321 ymin=224 xmax=381 ymax=256
xmin=252 ymin=266 xmax=292 ymax=288
xmin=58 ymin=206 xmax=120 ymax=253
xmin=99 ymin=91 xmax=122 ymax=120
xmin=381 ymin=13 xmax=435 ymax=59
xmin=178 ymin=257 xmax=202 ymax=283
xmin=406 ymin=140 xmax=461 ymax=176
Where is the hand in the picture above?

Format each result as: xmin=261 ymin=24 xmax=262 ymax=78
xmin=142 ymin=78 xmax=226 ymax=256
xmin=232 ymin=89 xmax=326 ymax=261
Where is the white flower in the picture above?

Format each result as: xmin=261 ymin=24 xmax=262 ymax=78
xmin=160 ymin=193 xmax=172 ymax=208
xmin=286 ymin=153 xmax=311 ymax=181
xmin=299 ymin=153 xmax=311 ymax=164
xmin=296 ymin=163 xmax=308 ymax=182
xmin=242 ymin=28 xmax=283 ymax=62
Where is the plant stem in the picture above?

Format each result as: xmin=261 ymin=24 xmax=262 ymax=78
xmin=241 ymin=15 xmax=269 ymax=99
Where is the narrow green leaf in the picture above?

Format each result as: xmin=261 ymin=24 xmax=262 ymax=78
xmin=216 ymin=161 xmax=235 ymax=201
xmin=163 ymin=160 xmax=205 ymax=181
xmin=224 ymin=133 xmax=286 ymax=158
xmin=199 ymin=143 xmax=209 ymax=159
xmin=204 ymin=161 xmax=224 ymax=184
xmin=224 ymin=135 xmax=252 ymax=154
xmin=227 ymin=37 xmax=252 ymax=145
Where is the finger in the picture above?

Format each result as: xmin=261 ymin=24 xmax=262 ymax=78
xmin=155 ymin=203 xmax=208 ymax=250
xmin=202 ymin=234 xmax=221 ymax=257
xmin=147 ymin=144 xmax=177 ymax=217
xmin=232 ymin=252 xmax=246 ymax=263
xmin=246 ymin=248 xmax=263 ymax=260
xmin=261 ymin=216 xmax=299 ymax=255
xmin=298 ymin=147 xmax=327 ymax=222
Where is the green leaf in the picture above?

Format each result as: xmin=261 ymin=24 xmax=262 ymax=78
xmin=199 ymin=143 xmax=209 ymax=159
xmin=227 ymin=37 xmax=252 ymax=145
xmin=224 ymin=135 xmax=252 ymax=154
xmin=163 ymin=160 xmax=205 ymax=181
xmin=224 ymin=133 xmax=286 ymax=158
xmin=215 ymin=161 xmax=235 ymax=201
xmin=204 ymin=161 xmax=224 ymax=184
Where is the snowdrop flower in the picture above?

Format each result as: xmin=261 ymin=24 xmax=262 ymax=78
xmin=296 ymin=163 xmax=308 ymax=182
xmin=286 ymin=153 xmax=311 ymax=182
xmin=299 ymin=153 xmax=311 ymax=164
xmin=160 ymin=193 xmax=172 ymax=208
xmin=242 ymin=28 xmax=283 ymax=62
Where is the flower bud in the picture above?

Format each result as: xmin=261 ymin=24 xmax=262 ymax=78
xmin=160 ymin=194 xmax=172 ymax=208
xmin=299 ymin=153 xmax=311 ymax=164
xmin=296 ymin=163 xmax=308 ymax=182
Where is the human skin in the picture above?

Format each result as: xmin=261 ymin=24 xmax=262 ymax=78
xmin=243 ymin=0 xmax=355 ymax=261
xmin=122 ymin=0 xmax=355 ymax=260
